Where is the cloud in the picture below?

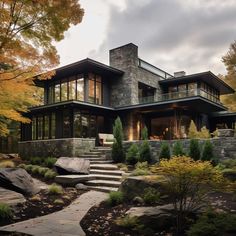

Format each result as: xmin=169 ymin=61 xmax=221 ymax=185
xmin=90 ymin=0 xmax=236 ymax=75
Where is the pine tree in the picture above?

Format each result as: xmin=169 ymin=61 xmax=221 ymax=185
xmin=172 ymin=141 xmax=185 ymax=156
xmin=141 ymin=126 xmax=148 ymax=140
xmin=202 ymin=140 xmax=214 ymax=161
xmin=159 ymin=142 xmax=171 ymax=160
xmin=188 ymin=120 xmax=199 ymax=139
xmin=139 ymin=140 xmax=152 ymax=163
xmin=189 ymin=139 xmax=201 ymax=161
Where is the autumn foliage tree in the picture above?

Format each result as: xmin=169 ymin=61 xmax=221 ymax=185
xmin=221 ymin=41 xmax=236 ymax=111
xmin=0 ymin=0 xmax=84 ymax=136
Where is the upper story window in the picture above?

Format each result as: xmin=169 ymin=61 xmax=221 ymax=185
xmin=47 ymin=75 xmax=84 ymax=104
xmin=88 ymin=73 xmax=102 ymax=105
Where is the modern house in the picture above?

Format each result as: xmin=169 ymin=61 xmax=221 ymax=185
xmin=19 ymin=43 xmax=236 ymax=157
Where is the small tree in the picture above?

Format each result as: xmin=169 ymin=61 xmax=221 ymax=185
xmin=152 ymin=156 xmax=225 ymax=234
xmin=139 ymin=141 xmax=152 ymax=163
xmin=172 ymin=141 xmax=185 ymax=156
xmin=141 ymin=126 xmax=148 ymax=140
xmin=199 ymin=126 xmax=210 ymax=139
xmin=188 ymin=120 xmax=199 ymax=138
xmin=159 ymin=142 xmax=171 ymax=160
xmin=112 ymin=117 xmax=125 ymax=163
xmin=202 ymin=140 xmax=214 ymax=161
xmin=189 ymin=139 xmax=201 ymax=161
xmin=126 ymin=143 xmax=139 ymax=165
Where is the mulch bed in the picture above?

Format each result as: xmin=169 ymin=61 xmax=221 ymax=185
xmin=0 ymin=188 xmax=87 ymax=227
xmin=81 ymin=191 xmax=236 ymax=236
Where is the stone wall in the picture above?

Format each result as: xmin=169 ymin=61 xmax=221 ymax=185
xmin=109 ymin=43 xmax=162 ymax=107
xmin=123 ymin=137 xmax=236 ymax=162
xmin=18 ymin=138 xmax=95 ymax=159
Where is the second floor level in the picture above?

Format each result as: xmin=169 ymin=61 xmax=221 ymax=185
xmin=35 ymin=43 xmax=234 ymax=110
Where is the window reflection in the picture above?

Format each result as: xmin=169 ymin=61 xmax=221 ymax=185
xmin=55 ymin=84 xmax=60 ymax=102
xmin=69 ymin=80 xmax=76 ymax=100
xmin=77 ymin=78 xmax=84 ymax=101
xmin=61 ymin=82 xmax=68 ymax=101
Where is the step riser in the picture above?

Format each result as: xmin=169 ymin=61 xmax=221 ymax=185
xmin=90 ymin=170 xmax=122 ymax=176
xmin=79 ymin=155 xmax=105 ymax=158
xmin=90 ymin=161 xmax=113 ymax=164
xmin=86 ymin=182 xmax=120 ymax=188
xmin=90 ymin=166 xmax=118 ymax=171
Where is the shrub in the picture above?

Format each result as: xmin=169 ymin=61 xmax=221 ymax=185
xmin=188 ymin=120 xmax=199 ymax=138
xmin=152 ymin=156 xmax=225 ymax=234
xmin=131 ymin=162 xmax=150 ymax=176
xmin=159 ymin=142 xmax=171 ymax=160
xmin=126 ymin=143 xmax=139 ymax=165
xmin=220 ymin=159 xmax=236 ymax=169
xmin=30 ymin=157 xmax=42 ymax=165
xmin=30 ymin=195 xmax=41 ymax=202
xmin=43 ymin=157 xmax=57 ymax=168
xmin=117 ymin=163 xmax=128 ymax=172
xmin=201 ymin=140 xmax=214 ymax=161
xmin=31 ymin=165 xmax=41 ymax=175
xmin=139 ymin=141 xmax=152 ymax=163
xmin=212 ymin=129 xmax=219 ymax=138
xmin=0 ymin=160 xmax=15 ymax=168
xmin=199 ymin=126 xmax=210 ymax=139
xmin=44 ymin=170 xmax=57 ymax=180
xmin=25 ymin=164 xmax=34 ymax=173
xmin=0 ymin=203 xmax=13 ymax=221
xmin=189 ymin=139 xmax=201 ymax=161
xmin=172 ymin=141 xmax=185 ymax=156
xmin=18 ymin=163 xmax=27 ymax=169
xmin=143 ymin=187 xmax=160 ymax=205
xmin=48 ymin=183 xmax=63 ymax=195
xmin=107 ymin=191 xmax=124 ymax=206
xmin=141 ymin=126 xmax=148 ymax=140
xmin=116 ymin=215 xmax=139 ymax=229
xmin=112 ymin=117 xmax=125 ymax=163
xmin=38 ymin=167 xmax=49 ymax=176
xmin=54 ymin=199 xmax=64 ymax=204
xmin=187 ymin=210 xmax=236 ymax=236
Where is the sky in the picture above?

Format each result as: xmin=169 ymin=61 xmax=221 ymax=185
xmin=55 ymin=0 xmax=236 ymax=76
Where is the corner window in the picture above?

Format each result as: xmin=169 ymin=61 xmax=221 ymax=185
xmin=88 ymin=73 xmax=103 ymax=105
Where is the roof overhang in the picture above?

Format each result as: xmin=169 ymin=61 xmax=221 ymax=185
xmin=159 ymin=71 xmax=234 ymax=95
xmin=35 ymin=58 xmax=124 ymax=87
xmin=116 ymin=96 xmax=228 ymax=114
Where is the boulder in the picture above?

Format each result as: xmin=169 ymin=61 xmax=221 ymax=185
xmin=0 ymin=168 xmax=40 ymax=196
xmin=54 ymin=157 xmax=90 ymax=175
xmin=0 ymin=187 xmax=26 ymax=206
xmin=126 ymin=204 xmax=175 ymax=230
xmin=75 ymin=183 xmax=88 ymax=190
xmin=119 ymin=176 xmax=167 ymax=201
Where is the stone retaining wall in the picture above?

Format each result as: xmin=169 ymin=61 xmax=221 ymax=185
xmin=123 ymin=137 xmax=236 ymax=162
xmin=19 ymin=138 xmax=95 ymax=159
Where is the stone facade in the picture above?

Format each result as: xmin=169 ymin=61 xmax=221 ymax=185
xmin=109 ymin=43 xmax=162 ymax=107
xmin=19 ymin=138 xmax=95 ymax=159
xmin=124 ymin=136 xmax=236 ymax=162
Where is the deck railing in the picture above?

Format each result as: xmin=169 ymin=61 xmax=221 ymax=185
xmin=138 ymin=89 xmax=221 ymax=105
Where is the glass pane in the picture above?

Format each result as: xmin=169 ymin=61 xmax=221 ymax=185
xmin=90 ymin=115 xmax=96 ymax=137
xmin=48 ymin=85 xmax=54 ymax=104
xmin=74 ymin=111 xmax=82 ymax=138
xmin=32 ymin=117 xmax=37 ymax=140
xmin=55 ymin=84 xmax=60 ymax=102
xmin=61 ymin=82 xmax=68 ymax=101
xmin=63 ymin=110 xmax=71 ymax=138
xmin=81 ymin=114 xmax=89 ymax=137
xmin=69 ymin=80 xmax=76 ymax=100
xmin=38 ymin=116 xmax=43 ymax=140
xmin=77 ymin=78 xmax=84 ymax=101
xmin=88 ymin=79 xmax=95 ymax=103
xmin=51 ymin=113 xmax=56 ymax=139
xmin=44 ymin=115 xmax=49 ymax=139
xmin=96 ymin=80 xmax=102 ymax=104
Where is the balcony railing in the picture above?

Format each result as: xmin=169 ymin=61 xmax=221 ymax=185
xmin=138 ymin=89 xmax=221 ymax=105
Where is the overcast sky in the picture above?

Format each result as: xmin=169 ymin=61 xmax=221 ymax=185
xmin=55 ymin=0 xmax=236 ymax=75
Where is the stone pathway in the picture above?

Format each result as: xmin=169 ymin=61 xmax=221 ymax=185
xmin=0 ymin=190 xmax=108 ymax=236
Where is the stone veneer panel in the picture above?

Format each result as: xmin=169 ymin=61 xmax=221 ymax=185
xmin=18 ymin=138 xmax=95 ymax=159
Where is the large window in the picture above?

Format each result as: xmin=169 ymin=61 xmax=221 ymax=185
xmin=74 ymin=112 xmax=82 ymax=138
xmin=37 ymin=116 xmax=43 ymax=140
xmin=55 ymin=84 xmax=60 ymax=102
xmin=63 ymin=110 xmax=71 ymax=138
xmin=77 ymin=77 xmax=84 ymax=101
xmin=61 ymin=82 xmax=68 ymax=101
xmin=44 ymin=115 xmax=49 ymax=139
xmin=88 ymin=73 xmax=103 ymax=105
xmin=51 ymin=113 xmax=56 ymax=139
xmin=69 ymin=80 xmax=76 ymax=100
xmin=32 ymin=117 xmax=37 ymax=140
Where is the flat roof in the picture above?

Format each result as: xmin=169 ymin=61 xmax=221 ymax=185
xmin=159 ymin=71 xmax=234 ymax=95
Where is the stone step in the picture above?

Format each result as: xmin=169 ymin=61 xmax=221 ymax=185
xmin=55 ymin=174 xmax=122 ymax=185
xmin=92 ymin=147 xmax=112 ymax=152
xmin=84 ymin=151 xmax=103 ymax=155
xmin=90 ymin=160 xmax=113 ymax=164
xmin=87 ymin=186 xmax=118 ymax=193
xmin=90 ymin=164 xmax=118 ymax=170
xmin=90 ymin=169 xmax=123 ymax=176
xmin=83 ymin=157 xmax=108 ymax=161
xmin=79 ymin=154 xmax=104 ymax=158
xmin=85 ymin=180 xmax=121 ymax=188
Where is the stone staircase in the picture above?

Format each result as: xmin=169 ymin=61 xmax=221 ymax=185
xmin=55 ymin=147 xmax=124 ymax=193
